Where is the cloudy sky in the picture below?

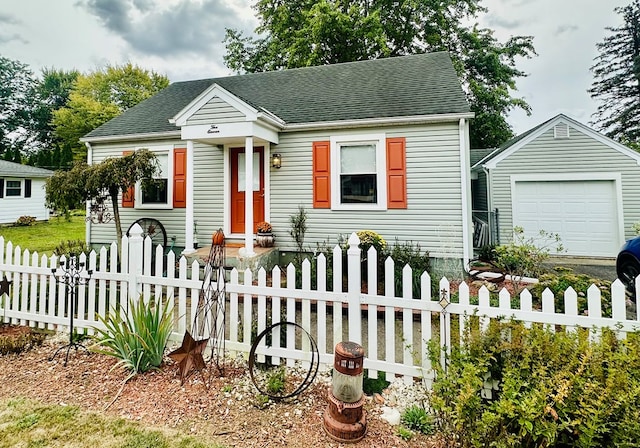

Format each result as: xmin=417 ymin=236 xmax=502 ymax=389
xmin=0 ymin=0 xmax=628 ymax=134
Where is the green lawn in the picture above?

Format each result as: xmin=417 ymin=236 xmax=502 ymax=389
xmin=0 ymin=214 xmax=86 ymax=256
xmin=0 ymin=398 xmax=224 ymax=448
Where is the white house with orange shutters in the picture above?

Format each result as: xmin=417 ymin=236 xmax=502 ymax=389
xmin=81 ymin=52 xmax=474 ymax=267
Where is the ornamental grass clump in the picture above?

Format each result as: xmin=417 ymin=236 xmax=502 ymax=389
xmin=93 ymin=296 xmax=173 ymax=374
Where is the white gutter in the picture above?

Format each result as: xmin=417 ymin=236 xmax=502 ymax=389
xmin=284 ymin=112 xmax=475 ymax=132
xmin=459 ymin=118 xmax=472 ymax=271
xmin=81 ymin=130 xmax=181 ymax=144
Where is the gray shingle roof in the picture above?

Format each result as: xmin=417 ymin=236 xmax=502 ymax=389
xmin=0 ymin=160 xmax=54 ymax=178
xmin=84 ymin=52 xmax=470 ymax=140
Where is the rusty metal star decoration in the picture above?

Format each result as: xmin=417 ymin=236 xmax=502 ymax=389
xmin=0 ymin=276 xmax=11 ymax=297
xmin=168 ymin=330 xmax=209 ymax=384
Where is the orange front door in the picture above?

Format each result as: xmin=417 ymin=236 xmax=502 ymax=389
xmin=230 ymin=147 xmax=265 ymax=234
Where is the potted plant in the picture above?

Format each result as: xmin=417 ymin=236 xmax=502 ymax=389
xmin=256 ymin=221 xmax=275 ymax=247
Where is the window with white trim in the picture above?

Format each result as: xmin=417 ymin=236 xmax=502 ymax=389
xmin=136 ymin=147 xmax=173 ymax=209
xmin=330 ymin=134 xmax=387 ymax=210
xmin=5 ymin=180 xmax=21 ymax=197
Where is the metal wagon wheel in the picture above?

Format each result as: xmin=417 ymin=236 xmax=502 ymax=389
xmin=126 ymin=217 xmax=167 ymax=249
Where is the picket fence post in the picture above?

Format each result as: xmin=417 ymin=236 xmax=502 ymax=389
xmin=346 ymin=232 xmax=362 ymax=343
xmin=127 ymin=223 xmax=144 ymax=302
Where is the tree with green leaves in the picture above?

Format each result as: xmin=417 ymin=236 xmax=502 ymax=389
xmin=27 ymin=68 xmax=79 ymax=169
xmin=52 ymin=63 xmax=169 ymax=161
xmin=45 ymin=149 xmax=159 ymax=244
xmin=223 ymin=0 xmax=535 ymax=148
xmin=0 ymin=56 xmax=37 ymax=160
xmin=590 ymin=1 xmax=640 ymax=147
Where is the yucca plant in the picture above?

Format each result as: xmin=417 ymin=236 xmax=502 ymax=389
xmin=93 ymin=296 xmax=173 ymax=374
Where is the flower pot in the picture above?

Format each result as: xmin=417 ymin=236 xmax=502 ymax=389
xmin=256 ymin=232 xmax=275 ymax=248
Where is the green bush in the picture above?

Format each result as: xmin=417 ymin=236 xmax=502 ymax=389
xmin=385 ymin=239 xmax=431 ymax=297
xmin=429 ymin=320 xmax=640 ymax=447
xmin=356 ymin=230 xmax=387 ymax=253
xmin=493 ymin=227 xmax=564 ymax=293
xmin=93 ymin=297 xmax=173 ymax=374
xmin=530 ymin=268 xmax=612 ymax=315
xmin=400 ymin=404 xmax=434 ymax=435
xmin=363 ymin=370 xmax=390 ymax=395
xmin=52 ymin=239 xmax=92 ymax=258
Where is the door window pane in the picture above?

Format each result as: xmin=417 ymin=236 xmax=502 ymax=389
xmin=238 ymin=153 xmax=260 ymax=192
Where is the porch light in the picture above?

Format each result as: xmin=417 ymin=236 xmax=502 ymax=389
xmin=271 ymin=153 xmax=282 ymax=169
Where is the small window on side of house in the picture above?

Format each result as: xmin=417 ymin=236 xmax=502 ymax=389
xmin=6 ymin=180 xmax=21 ymax=197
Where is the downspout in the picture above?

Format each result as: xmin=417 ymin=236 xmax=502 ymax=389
xmin=85 ymin=142 xmax=93 ymax=248
xmin=459 ymin=118 xmax=472 ymax=271
xmin=482 ymin=165 xmax=493 ymax=244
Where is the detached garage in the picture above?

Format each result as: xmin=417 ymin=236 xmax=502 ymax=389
xmin=472 ymin=114 xmax=640 ymax=258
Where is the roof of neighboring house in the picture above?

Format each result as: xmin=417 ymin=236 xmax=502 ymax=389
xmin=470 ymin=148 xmax=494 ymax=166
xmin=84 ymin=52 xmax=471 ymax=140
xmin=0 ymin=160 xmax=54 ymax=178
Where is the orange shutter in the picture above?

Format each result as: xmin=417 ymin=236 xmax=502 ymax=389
xmin=122 ymin=151 xmax=135 ymax=208
xmin=173 ymin=148 xmax=187 ymax=208
xmin=386 ymin=137 xmax=407 ymax=209
xmin=312 ymin=141 xmax=331 ymax=208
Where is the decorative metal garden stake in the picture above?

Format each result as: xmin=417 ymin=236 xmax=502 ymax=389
xmin=49 ymin=254 xmax=93 ymax=366
xmin=169 ymin=229 xmax=227 ymax=384
xmin=323 ymin=341 xmax=367 ymax=442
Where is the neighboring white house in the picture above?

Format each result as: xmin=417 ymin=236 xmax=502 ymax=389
xmin=81 ymin=52 xmax=475 ymax=267
xmin=0 ymin=160 xmax=54 ymax=224
xmin=471 ymin=114 xmax=640 ymax=257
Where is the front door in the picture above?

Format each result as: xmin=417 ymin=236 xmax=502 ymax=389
xmin=230 ymin=147 xmax=265 ymax=234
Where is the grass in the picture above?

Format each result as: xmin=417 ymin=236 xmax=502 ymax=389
xmin=0 ymin=213 xmax=85 ymax=256
xmin=0 ymin=398 xmax=226 ymax=448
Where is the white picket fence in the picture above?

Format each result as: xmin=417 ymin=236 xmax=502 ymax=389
xmin=0 ymin=225 xmax=638 ymax=385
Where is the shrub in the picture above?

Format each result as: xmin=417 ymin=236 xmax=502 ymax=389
xmin=0 ymin=328 xmax=46 ymax=355
xmin=385 ymin=239 xmax=431 ymax=297
xmin=93 ymin=297 xmax=173 ymax=374
xmin=14 ymin=216 xmax=36 ymax=226
xmin=429 ymin=320 xmax=640 ymax=447
xmin=289 ymin=205 xmax=307 ymax=269
xmin=530 ymin=268 xmax=612 ymax=315
xmin=400 ymin=405 xmax=434 ymax=435
xmin=477 ymin=244 xmax=497 ymax=263
xmin=53 ymin=239 xmax=91 ymax=258
xmin=363 ymin=370 xmax=390 ymax=395
xmin=356 ymin=230 xmax=386 ymax=253
xmin=493 ymin=227 xmax=564 ymax=293
xmin=265 ymin=366 xmax=286 ymax=394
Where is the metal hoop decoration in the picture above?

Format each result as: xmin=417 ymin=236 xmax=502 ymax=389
xmin=248 ymin=321 xmax=319 ymax=400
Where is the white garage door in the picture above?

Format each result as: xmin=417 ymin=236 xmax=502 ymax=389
xmin=513 ymin=180 xmax=619 ymax=257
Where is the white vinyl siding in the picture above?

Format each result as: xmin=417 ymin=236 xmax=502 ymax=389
xmin=186 ymin=96 xmax=246 ymax=125
xmin=0 ymin=178 xmax=50 ymax=224
xmin=489 ymin=124 xmax=640 ymax=252
xmin=270 ymin=122 xmax=465 ymax=259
